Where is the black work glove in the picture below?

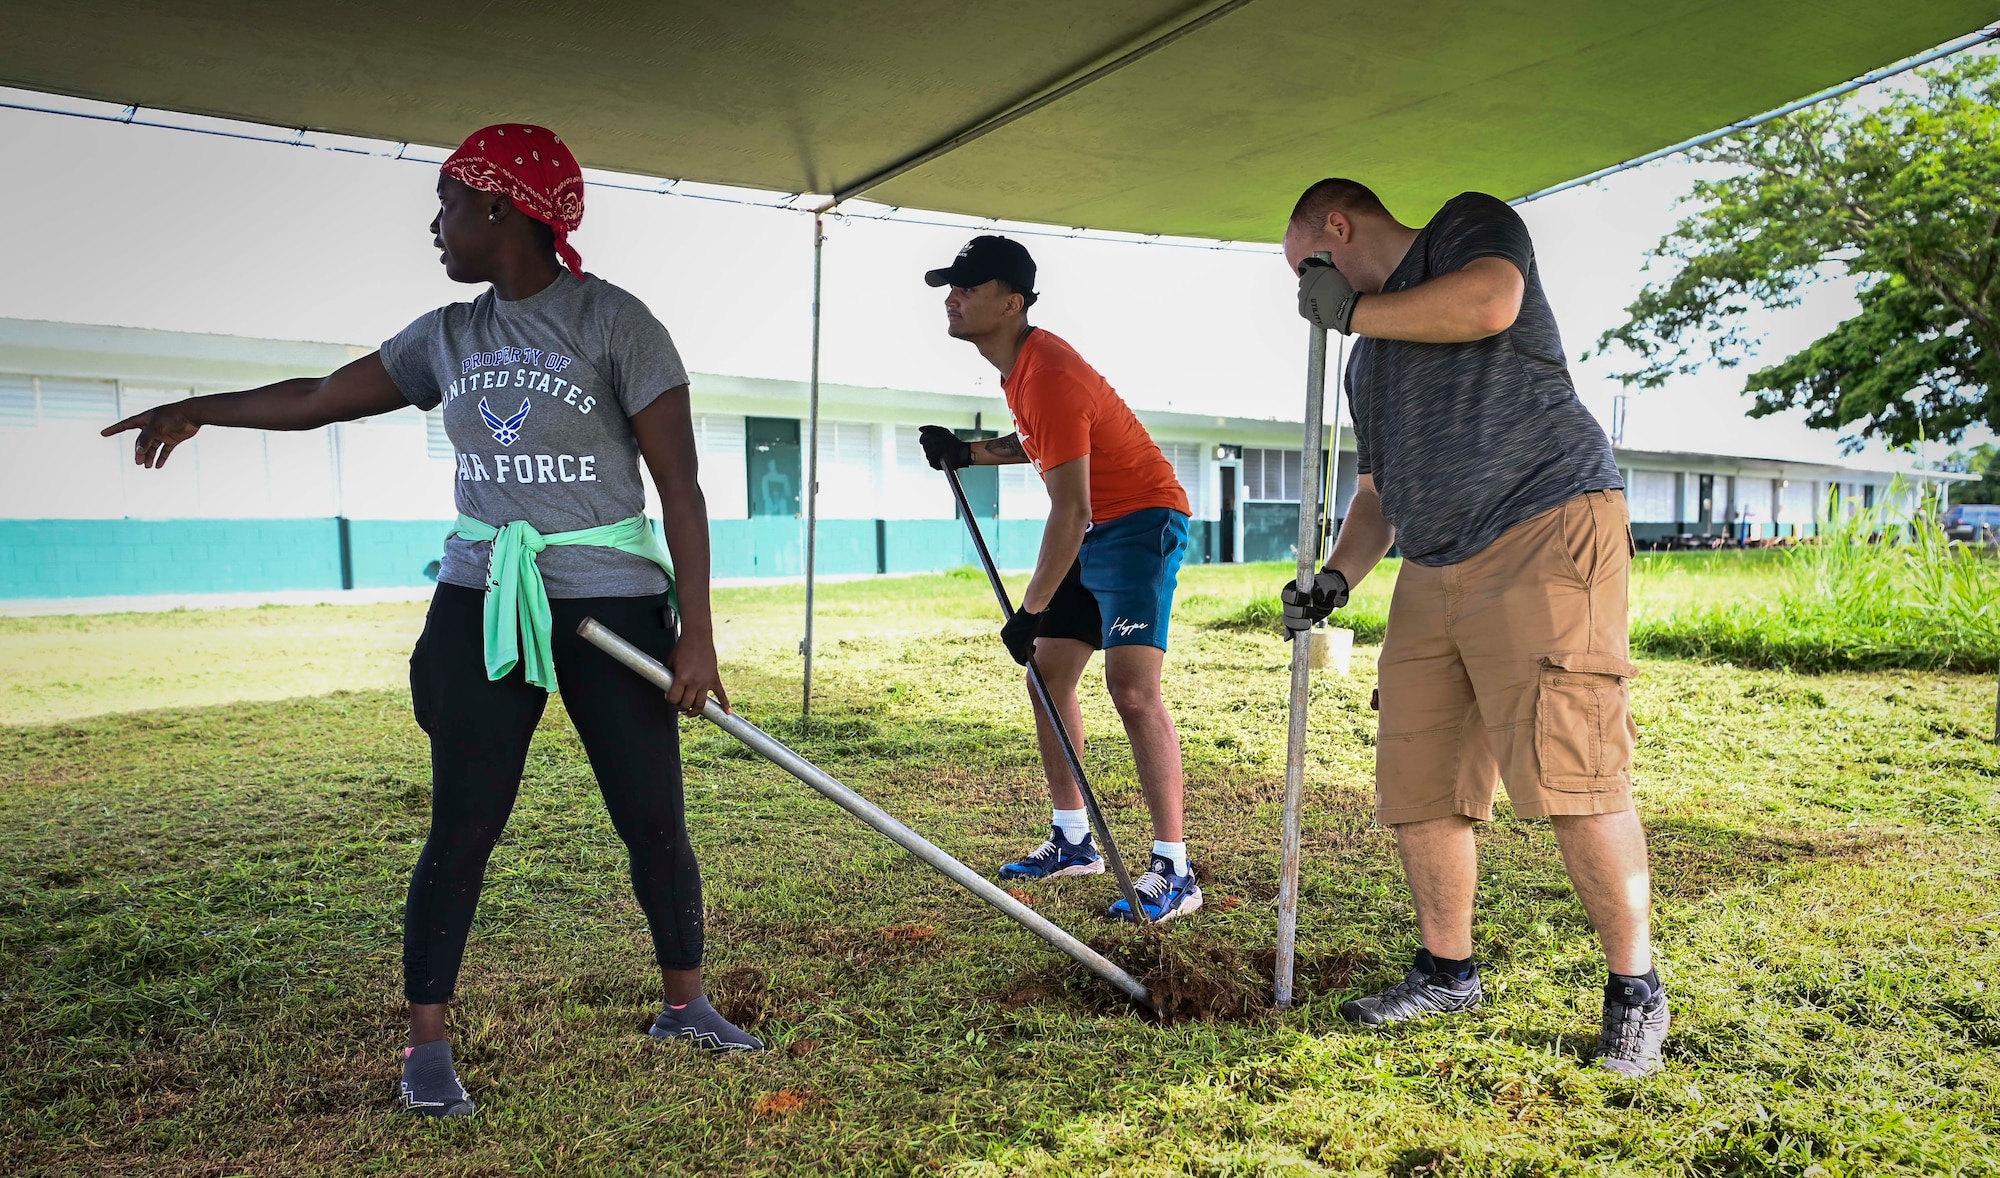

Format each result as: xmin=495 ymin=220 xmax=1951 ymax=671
xmin=1001 ymin=608 xmax=1041 ymax=665
xmin=1296 ymin=257 xmax=1360 ymax=335
xmin=918 ymin=424 xmax=974 ymax=471
xmin=1280 ymin=568 xmax=1350 ymax=634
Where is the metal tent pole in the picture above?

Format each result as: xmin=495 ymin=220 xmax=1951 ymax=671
xmin=801 ymin=213 xmax=825 ymax=717
xmin=577 ymin=617 xmax=1156 ymax=1011
xmin=1274 ymin=251 xmax=1331 ymax=1010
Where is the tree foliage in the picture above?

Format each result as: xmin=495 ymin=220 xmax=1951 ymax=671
xmin=1946 ymin=441 xmax=2000 ymax=502
xmin=1595 ymin=55 xmax=2000 ymax=448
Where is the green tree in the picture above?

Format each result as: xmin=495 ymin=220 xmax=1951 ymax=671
xmin=1945 ymin=441 xmax=2000 ymax=502
xmin=1595 ymin=55 xmax=2000 ymax=449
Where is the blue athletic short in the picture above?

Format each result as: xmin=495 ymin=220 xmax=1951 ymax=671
xmin=1036 ymin=507 xmax=1189 ymax=652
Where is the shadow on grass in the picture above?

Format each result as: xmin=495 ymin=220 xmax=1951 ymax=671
xmin=1642 ymin=817 xmax=1900 ymax=901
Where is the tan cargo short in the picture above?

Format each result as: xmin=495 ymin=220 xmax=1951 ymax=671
xmin=1374 ymin=489 xmax=1638 ymax=825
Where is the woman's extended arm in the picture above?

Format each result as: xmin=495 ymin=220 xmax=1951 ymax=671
xmin=102 ymin=351 xmax=411 ymax=469
xmin=630 ymin=385 xmax=730 ymax=716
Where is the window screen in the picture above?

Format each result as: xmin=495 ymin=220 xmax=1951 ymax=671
xmin=37 ymin=379 xmax=119 ymax=423
xmin=0 ymin=375 xmax=33 ymax=425
xmin=1625 ymin=470 xmax=1677 ymax=523
xmin=813 ymin=420 xmax=876 ymax=517
xmin=1242 ymin=448 xmax=1303 ymax=501
xmin=1159 ymin=441 xmax=1203 ymax=516
xmin=1779 ymin=480 xmax=1818 ymax=523
xmin=425 ymin=409 xmax=453 ymax=460
xmin=894 ymin=424 xmax=931 ymax=473
xmin=692 ymin=413 xmax=746 ymax=461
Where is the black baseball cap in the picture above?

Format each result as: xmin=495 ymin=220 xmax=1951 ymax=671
xmin=924 ymin=235 xmax=1037 ymax=296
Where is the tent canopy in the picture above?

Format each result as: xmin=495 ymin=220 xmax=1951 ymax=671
xmin=5 ymin=2 xmax=1991 ymax=241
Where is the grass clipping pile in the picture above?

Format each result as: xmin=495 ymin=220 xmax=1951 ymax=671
xmin=1092 ymin=925 xmax=1274 ymax=1023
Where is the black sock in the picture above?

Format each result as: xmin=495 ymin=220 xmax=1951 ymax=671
xmin=1606 ymin=966 xmax=1661 ymax=1006
xmin=1419 ymin=949 xmax=1477 ymax=983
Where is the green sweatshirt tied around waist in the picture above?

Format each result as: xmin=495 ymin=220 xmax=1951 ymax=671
xmin=450 ymin=513 xmax=674 ymax=691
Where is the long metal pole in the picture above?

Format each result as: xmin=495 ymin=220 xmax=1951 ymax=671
xmin=801 ymin=213 xmax=825 ymax=717
xmin=1326 ymin=336 xmax=1345 ymax=548
xmin=577 ymin=617 xmax=1156 ymax=1011
xmin=1274 ymin=251 xmax=1331 ymax=1010
xmin=942 ymin=467 xmax=1149 ymax=925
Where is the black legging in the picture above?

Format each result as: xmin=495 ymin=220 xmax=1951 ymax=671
xmin=403 ymin=583 xmax=702 ymax=1004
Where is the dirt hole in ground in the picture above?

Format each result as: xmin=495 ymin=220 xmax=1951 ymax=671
xmin=1090 ymin=928 xmax=1272 ymax=1023
xmin=992 ymin=930 xmax=1380 ymax=1022
xmin=710 ymin=965 xmax=771 ymax=1029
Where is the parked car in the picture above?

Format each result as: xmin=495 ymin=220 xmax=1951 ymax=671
xmin=1941 ymin=503 xmax=2000 ymax=543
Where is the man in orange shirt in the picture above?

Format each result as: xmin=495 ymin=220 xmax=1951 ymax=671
xmin=918 ymin=236 xmax=1201 ymax=923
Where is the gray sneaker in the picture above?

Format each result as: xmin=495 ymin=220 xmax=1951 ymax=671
xmin=399 ymin=1039 xmax=475 ymax=1118
xmin=1338 ymin=950 xmax=1483 ymax=1028
xmin=1596 ymin=979 xmax=1670 ymax=1078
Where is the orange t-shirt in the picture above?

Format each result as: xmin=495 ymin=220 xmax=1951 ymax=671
xmin=1001 ymin=329 xmax=1190 ymax=525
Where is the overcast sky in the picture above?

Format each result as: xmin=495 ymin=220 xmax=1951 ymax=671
xmin=0 ymin=83 xmax=1979 ymax=470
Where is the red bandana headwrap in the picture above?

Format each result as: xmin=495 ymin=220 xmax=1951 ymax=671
xmin=442 ymin=124 xmax=587 ymax=277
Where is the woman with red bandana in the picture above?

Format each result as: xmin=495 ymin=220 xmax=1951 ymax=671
xmin=105 ymin=124 xmax=762 ymax=1117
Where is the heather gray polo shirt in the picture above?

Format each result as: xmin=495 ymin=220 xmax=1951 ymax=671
xmin=1344 ymin=192 xmax=1621 ymax=566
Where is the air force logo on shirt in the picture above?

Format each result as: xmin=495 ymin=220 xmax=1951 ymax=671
xmin=479 ymin=397 xmax=531 ymax=446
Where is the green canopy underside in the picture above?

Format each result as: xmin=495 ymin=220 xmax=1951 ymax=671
xmin=4 ymin=2 xmax=1993 ymax=239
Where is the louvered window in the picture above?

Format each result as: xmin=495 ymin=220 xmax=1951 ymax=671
xmin=1158 ymin=441 xmax=1203 ymax=516
xmin=1241 ymin=447 xmax=1303 ymax=501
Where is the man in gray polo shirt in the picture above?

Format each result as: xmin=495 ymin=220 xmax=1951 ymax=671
xmin=1279 ymin=178 xmax=1668 ymax=1077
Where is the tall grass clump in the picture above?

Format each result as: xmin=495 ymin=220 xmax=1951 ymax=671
xmin=1635 ymin=484 xmax=2000 ymax=672
xmin=1197 ymin=593 xmax=1388 ymax=643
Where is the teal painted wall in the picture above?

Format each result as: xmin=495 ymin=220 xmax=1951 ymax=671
xmin=346 ymin=520 xmax=452 ymax=589
xmin=883 ymin=519 xmax=968 ymax=574
xmin=1243 ymin=502 xmax=1298 ymax=564
xmin=0 ymin=518 xmax=343 ymax=598
xmin=1185 ymin=519 xmax=1215 ymax=565
xmin=0 ymin=515 xmax=1201 ymax=599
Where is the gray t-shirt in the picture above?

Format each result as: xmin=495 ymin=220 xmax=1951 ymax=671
xmin=1345 ymin=192 xmax=1621 ymax=566
xmin=380 ymin=273 xmax=690 ymax=598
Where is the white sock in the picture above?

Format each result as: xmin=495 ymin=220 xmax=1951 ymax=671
xmin=1051 ymin=808 xmax=1089 ymax=843
xmin=1152 ymin=840 xmax=1188 ymax=877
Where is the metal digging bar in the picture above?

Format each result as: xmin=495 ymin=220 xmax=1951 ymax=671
xmin=1274 ymin=250 xmax=1333 ymax=1010
xmin=576 ymin=617 xmax=1157 ymax=1012
xmin=942 ymin=466 xmax=1150 ymax=926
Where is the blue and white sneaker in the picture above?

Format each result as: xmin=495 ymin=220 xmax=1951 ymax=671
xmin=998 ymin=826 xmax=1105 ymax=881
xmin=1107 ymin=855 xmax=1203 ymax=923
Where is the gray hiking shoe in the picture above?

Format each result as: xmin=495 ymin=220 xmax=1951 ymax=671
xmin=1338 ymin=950 xmax=1483 ymax=1028
xmin=1595 ymin=977 xmax=1670 ymax=1078
xmin=649 ymin=994 xmax=765 ymax=1054
xmin=399 ymin=1039 xmax=475 ymax=1118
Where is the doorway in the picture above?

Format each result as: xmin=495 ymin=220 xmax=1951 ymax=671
xmin=747 ymin=416 xmax=801 ymax=517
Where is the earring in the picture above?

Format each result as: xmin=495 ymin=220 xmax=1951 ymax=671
xmin=487 ymin=212 xmax=500 ymax=222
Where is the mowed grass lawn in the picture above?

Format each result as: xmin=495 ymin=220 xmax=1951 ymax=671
xmin=3 ymin=558 xmax=1997 ymax=1176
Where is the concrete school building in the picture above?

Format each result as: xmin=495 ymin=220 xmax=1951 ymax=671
xmin=0 ymin=317 xmax=1934 ymax=605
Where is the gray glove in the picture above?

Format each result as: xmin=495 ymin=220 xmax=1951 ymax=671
xmin=1297 ymin=257 xmax=1360 ymax=335
xmin=1280 ymin=568 xmax=1350 ymax=634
